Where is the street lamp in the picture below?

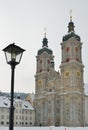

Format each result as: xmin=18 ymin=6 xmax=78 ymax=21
xmin=3 ymin=43 xmax=25 ymax=130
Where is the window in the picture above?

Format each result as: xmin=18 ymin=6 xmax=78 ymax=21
xmin=30 ymin=111 xmax=32 ymax=114
xmin=49 ymin=100 xmax=51 ymax=104
xmin=30 ymin=122 xmax=32 ymax=125
xmin=16 ymin=116 xmax=18 ymax=120
xmin=48 ymin=108 xmax=51 ymax=113
xmin=19 ymin=116 xmax=21 ymax=120
xmin=25 ymin=116 xmax=28 ymax=120
xmin=30 ymin=117 xmax=32 ymax=120
xmin=7 ymin=122 xmax=9 ymax=125
xmin=75 ymin=47 xmax=78 ymax=52
xmin=7 ymin=109 xmax=9 ymax=113
xmin=1 ymin=115 xmax=4 ymax=119
xmin=7 ymin=115 xmax=9 ymax=119
xmin=22 ymin=110 xmax=24 ymax=114
xmin=40 ymin=59 xmax=42 ymax=63
xmin=47 ymin=59 xmax=50 ymax=64
xmin=40 ymin=69 xmax=42 ymax=72
xmin=16 ymin=109 xmax=18 ymax=113
xmin=24 ymin=105 xmax=28 ymax=108
xmin=22 ymin=116 xmax=24 ymax=120
xmin=25 ymin=110 xmax=28 ymax=114
xmin=19 ymin=103 xmax=22 ymax=107
xmin=57 ymin=100 xmax=59 ymax=103
xmin=25 ymin=122 xmax=28 ymax=125
xmin=66 ymin=47 xmax=69 ymax=52
xmin=1 ymin=108 xmax=4 ymax=113
xmin=49 ymin=89 xmax=52 ymax=92
xmin=66 ymin=58 xmax=70 ymax=62
xmin=19 ymin=109 xmax=22 ymax=113
xmin=1 ymin=122 xmax=4 ymax=125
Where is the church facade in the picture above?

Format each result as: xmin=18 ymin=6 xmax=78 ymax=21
xmin=34 ymin=17 xmax=85 ymax=127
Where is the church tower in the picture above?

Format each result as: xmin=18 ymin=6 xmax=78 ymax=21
xmin=34 ymin=32 xmax=55 ymax=126
xmin=60 ymin=14 xmax=85 ymax=126
xmin=34 ymin=14 xmax=85 ymax=127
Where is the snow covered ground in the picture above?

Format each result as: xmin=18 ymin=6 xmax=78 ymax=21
xmin=0 ymin=126 xmax=88 ymax=130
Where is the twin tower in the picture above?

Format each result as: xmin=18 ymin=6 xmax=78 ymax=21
xmin=34 ymin=17 xmax=85 ymax=126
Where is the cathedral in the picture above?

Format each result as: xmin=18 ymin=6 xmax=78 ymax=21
xmin=34 ymin=16 xmax=85 ymax=127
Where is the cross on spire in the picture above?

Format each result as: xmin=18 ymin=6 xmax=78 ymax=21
xmin=44 ymin=27 xmax=46 ymax=38
xmin=70 ymin=9 xmax=72 ymax=21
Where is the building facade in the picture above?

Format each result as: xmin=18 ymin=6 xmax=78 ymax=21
xmin=34 ymin=17 xmax=85 ymax=127
xmin=0 ymin=96 xmax=35 ymax=126
xmin=85 ymin=95 xmax=88 ymax=126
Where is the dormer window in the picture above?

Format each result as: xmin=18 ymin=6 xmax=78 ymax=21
xmin=24 ymin=105 xmax=28 ymax=108
xmin=4 ymin=102 xmax=8 ymax=106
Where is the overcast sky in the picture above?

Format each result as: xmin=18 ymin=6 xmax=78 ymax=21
xmin=0 ymin=0 xmax=88 ymax=93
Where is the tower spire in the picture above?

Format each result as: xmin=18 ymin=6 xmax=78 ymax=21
xmin=70 ymin=9 xmax=72 ymax=22
xmin=42 ymin=28 xmax=48 ymax=47
xmin=44 ymin=27 xmax=46 ymax=38
xmin=68 ymin=10 xmax=75 ymax=32
xmin=63 ymin=12 xmax=80 ymax=41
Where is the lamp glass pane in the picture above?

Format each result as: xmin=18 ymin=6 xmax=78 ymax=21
xmin=16 ymin=53 xmax=22 ymax=63
xmin=5 ymin=52 xmax=11 ymax=63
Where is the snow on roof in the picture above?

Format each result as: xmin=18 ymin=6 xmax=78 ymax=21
xmin=22 ymin=100 xmax=34 ymax=110
xmin=14 ymin=98 xmax=34 ymax=110
xmin=0 ymin=96 xmax=34 ymax=110
xmin=0 ymin=96 xmax=10 ymax=108
xmin=0 ymin=126 xmax=88 ymax=130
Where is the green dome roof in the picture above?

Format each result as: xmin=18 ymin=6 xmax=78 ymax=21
xmin=38 ymin=37 xmax=52 ymax=55
xmin=38 ymin=46 xmax=52 ymax=55
xmin=63 ymin=31 xmax=81 ymax=41
xmin=62 ymin=21 xmax=81 ymax=42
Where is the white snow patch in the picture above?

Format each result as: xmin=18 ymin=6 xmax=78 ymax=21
xmin=0 ymin=126 xmax=88 ymax=130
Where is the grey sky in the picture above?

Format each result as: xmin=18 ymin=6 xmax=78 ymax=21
xmin=0 ymin=0 xmax=88 ymax=93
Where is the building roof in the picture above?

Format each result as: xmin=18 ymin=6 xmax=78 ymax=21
xmin=38 ymin=36 xmax=52 ymax=55
xmin=62 ymin=20 xmax=80 ymax=42
xmin=0 ymin=96 xmax=10 ymax=108
xmin=63 ymin=31 xmax=81 ymax=42
xmin=0 ymin=96 xmax=34 ymax=110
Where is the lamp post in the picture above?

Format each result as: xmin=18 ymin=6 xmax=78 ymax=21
xmin=3 ymin=43 xmax=25 ymax=130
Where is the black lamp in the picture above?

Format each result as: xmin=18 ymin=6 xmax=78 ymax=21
xmin=3 ymin=43 xmax=25 ymax=130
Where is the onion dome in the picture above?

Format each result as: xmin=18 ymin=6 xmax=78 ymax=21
xmin=38 ymin=31 xmax=52 ymax=55
xmin=62 ymin=12 xmax=80 ymax=42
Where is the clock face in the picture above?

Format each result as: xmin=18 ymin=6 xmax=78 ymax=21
xmin=76 ymin=71 xmax=81 ymax=77
xmin=64 ymin=71 xmax=69 ymax=78
xmin=38 ymin=79 xmax=42 ymax=86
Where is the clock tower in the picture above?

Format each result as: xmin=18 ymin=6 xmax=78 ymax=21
xmin=34 ymin=32 xmax=57 ymax=126
xmin=34 ymin=14 xmax=85 ymax=127
xmin=60 ymin=16 xmax=85 ymax=126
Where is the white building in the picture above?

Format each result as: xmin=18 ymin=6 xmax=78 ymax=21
xmin=34 ymin=16 xmax=85 ymax=127
xmin=85 ymin=95 xmax=88 ymax=126
xmin=0 ymin=96 xmax=35 ymax=126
